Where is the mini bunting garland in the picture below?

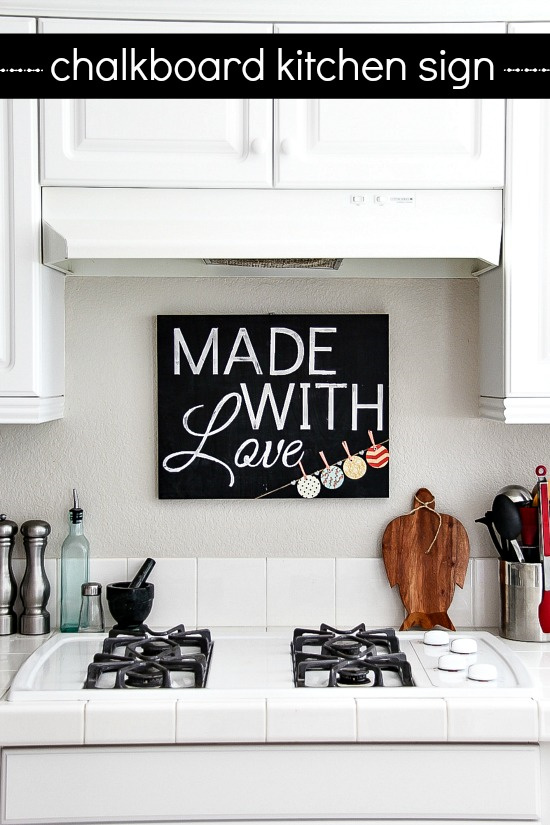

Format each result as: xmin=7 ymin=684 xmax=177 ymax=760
xmin=255 ymin=438 xmax=389 ymax=499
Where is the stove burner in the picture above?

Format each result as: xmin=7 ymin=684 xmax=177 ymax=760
xmin=333 ymin=660 xmax=382 ymax=686
xmin=124 ymin=662 xmax=168 ymax=688
xmin=291 ymin=625 xmax=413 ymax=688
xmin=85 ymin=624 xmax=213 ymax=689
xmin=138 ymin=639 xmax=174 ymax=658
xmin=322 ymin=635 xmax=371 ymax=659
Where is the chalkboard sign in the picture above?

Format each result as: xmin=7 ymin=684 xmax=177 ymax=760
xmin=157 ymin=314 xmax=389 ymax=499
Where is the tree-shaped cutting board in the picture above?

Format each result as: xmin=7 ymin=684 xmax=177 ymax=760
xmin=382 ymin=488 xmax=470 ymax=631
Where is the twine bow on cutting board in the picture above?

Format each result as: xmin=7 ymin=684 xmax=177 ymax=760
xmin=382 ymin=488 xmax=470 ymax=631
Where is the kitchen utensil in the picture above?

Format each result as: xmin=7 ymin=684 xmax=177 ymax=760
xmin=475 ymin=511 xmax=507 ymax=558
xmin=497 ymin=484 xmax=533 ymax=505
xmin=106 ymin=581 xmax=154 ymax=630
xmin=536 ymin=466 xmax=550 ymax=632
xmin=382 ymin=488 xmax=470 ymax=631
xmin=19 ymin=520 xmax=51 ymax=635
xmin=519 ymin=504 xmax=539 ymax=546
xmin=128 ymin=557 xmax=156 ymax=589
xmin=491 ymin=494 xmax=525 ymax=563
xmin=0 ymin=515 xmax=17 ymax=635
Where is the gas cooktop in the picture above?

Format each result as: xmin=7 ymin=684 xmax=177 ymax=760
xmin=7 ymin=625 xmax=534 ymax=701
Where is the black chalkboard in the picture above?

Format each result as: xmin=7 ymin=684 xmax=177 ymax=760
xmin=157 ymin=314 xmax=389 ymax=499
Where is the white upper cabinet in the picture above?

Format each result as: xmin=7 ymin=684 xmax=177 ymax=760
xmin=479 ymin=23 xmax=550 ymax=422
xmin=40 ymin=19 xmax=273 ymax=187
xmin=0 ymin=18 xmax=64 ymax=422
xmin=275 ymin=24 xmax=505 ymax=188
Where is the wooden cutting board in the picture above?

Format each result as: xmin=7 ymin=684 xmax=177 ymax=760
xmin=382 ymin=488 xmax=470 ymax=631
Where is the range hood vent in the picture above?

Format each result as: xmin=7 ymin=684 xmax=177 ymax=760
xmin=204 ymin=258 xmax=343 ymax=270
xmin=42 ymin=188 xmax=502 ymax=278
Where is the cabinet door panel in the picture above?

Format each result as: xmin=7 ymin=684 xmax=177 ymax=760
xmin=40 ymin=20 xmax=272 ymax=187
xmin=2 ymin=744 xmax=540 ymax=822
xmin=275 ymin=24 xmax=505 ymax=188
xmin=0 ymin=18 xmax=63 ymax=420
xmin=506 ymin=100 xmax=550 ymax=396
xmin=506 ymin=24 xmax=550 ymax=398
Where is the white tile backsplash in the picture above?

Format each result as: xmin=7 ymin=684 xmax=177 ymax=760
xmin=448 ymin=559 xmax=474 ymax=627
xmin=473 ymin=557 xmax=500 ymax=628
xmin=336 ymin=558 xmax=405 ymax=628
xmin=10 ymin=555 xmax=498 ymax=631
xmin=267 ymin=558 xmax=335 ymax=627
xmin=129 ymin=557 xmax=196 ymax=629
xmin=198 ymin=558 xmax=266 ymax=626
xmin=89 ymin=557 xmax=127 ymax=628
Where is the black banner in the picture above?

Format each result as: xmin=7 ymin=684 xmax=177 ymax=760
xmin=1 ymin=33 xmax=550 ymax=97
xmin=157 ymin=314 xmax=389 ymax=500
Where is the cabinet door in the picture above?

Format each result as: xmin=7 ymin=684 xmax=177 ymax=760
xmin=275 ymin=24 xmax=505 ymax=189
xmin=507 ymin=24 xmax=550 ymax=400
xmin=40 ymin=20 xmax=273 ymax=187
xmin=0 ymin=18 xmax=64 ymax=422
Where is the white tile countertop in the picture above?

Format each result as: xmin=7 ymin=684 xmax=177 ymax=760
xmin=0 ymin=628 xmax=548 ymax=747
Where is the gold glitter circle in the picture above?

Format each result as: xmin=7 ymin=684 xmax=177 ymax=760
xmin=343 ymin=455 xmax=367 ymax=480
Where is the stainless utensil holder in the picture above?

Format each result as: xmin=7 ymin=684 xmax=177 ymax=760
xmin=499 ymin=559 xmax=550 ymax=642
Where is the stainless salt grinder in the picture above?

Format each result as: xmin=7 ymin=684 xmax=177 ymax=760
xmin=20 ymin=520 xmax=51 ymax=635
xmin=0 ymin=515 xmax=18 ymax=635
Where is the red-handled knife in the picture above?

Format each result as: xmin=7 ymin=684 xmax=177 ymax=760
xmin=537 ymin=465 xmax=550 ymax=632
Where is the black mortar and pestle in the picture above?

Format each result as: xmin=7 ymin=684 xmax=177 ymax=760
xmin=106 ymin=558 xmax=156 ymax=631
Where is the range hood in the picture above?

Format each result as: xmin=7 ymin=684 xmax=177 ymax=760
xmin=42 ymin=187 xmax=502 ymax=278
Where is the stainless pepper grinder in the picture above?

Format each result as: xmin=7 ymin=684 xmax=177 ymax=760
xmin=20 ymin=520 xmax=51 ymax=635
xmin=0 ymin=515 xmax=18 ymax=635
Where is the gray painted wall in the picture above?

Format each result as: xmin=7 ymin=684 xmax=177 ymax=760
xmin=2 ymin=275 xmax=544 ymax=559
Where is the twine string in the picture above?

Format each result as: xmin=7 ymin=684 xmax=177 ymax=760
xmin=404 ymin=493 xmax=442 ymax=554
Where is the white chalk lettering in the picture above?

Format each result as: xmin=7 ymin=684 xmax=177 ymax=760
xmin=351 ymin=383 xmax=384 ymax=431
xmin=174 ymin=327 xmax=218 ymax=375
xmin=224 ymin=328 xmax=262 ymax=374
xmin=240 ymin=382 xmax=295 ymax=430
xmin=269 ymin=327 xmax=305 ymax=375
xmin=162 ymin=392 xmax=241 ymax=486
xmin=309 ymin=328 xmax=337 ymax=375
xmin=300 ymin=382 xmax=310 ymax=430
xmin=315 ymin=383 xmax=347 ymax=430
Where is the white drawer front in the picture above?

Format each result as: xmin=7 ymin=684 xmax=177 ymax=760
xmin=2 ymin=744 xmax=540 ymax=823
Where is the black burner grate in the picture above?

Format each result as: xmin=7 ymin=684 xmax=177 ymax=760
xmin=291 ymin=625 xmax=413 ymax=688
xmin=85 ymin=624 xmax=213 ymax=689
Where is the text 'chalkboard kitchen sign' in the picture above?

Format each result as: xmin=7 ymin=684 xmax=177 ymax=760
xmin=157 ymin=314 xmax=389 ymax=500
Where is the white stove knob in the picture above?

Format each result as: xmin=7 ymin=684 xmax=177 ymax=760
xmin=424 ymin=630 xmax=450 ymax=646
xmin=438 ymin=653 xmax=468 ymax=672
xmin=450 ymin=637 xmax=478 ymax=654
xmin=468 ymin=663 xmax=498 ymax=682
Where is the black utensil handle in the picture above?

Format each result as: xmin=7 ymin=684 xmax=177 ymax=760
xmin=129 ymin=558 xmax=156 ymax=589
xmin=475 ymin=512 xmax=505 ymax=557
